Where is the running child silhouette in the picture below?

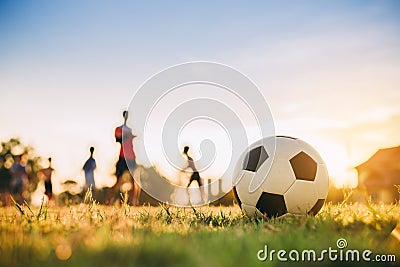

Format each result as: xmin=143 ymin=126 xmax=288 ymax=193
xmin=107 ymin=110 xmax=140 ymax=205
xmin=182 ymin=146 xmax=203 ymax=188
xmin=38 ymin=157 xmax=54 ymax=200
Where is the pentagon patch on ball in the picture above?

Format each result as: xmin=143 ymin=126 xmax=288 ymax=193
xmin=243 ymin=145 xmax=269 ymax=172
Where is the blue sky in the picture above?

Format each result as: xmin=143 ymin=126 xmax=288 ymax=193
xmin=1 ymin=1 xmax=400 ymax=189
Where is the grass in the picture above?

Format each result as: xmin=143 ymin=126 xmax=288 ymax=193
xmin=0 ymin=193 xmax=399 ymax=267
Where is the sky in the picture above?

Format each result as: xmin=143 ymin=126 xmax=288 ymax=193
xmin=1 ymin=0 xmax=400 ymax=191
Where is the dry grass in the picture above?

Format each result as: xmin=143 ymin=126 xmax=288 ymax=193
xmin=0 ymin=193 xmax=399 ymax=267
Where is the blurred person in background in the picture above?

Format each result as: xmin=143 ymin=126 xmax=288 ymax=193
xmin=83 ymin=147 xmax=96 ymax=192
xmin=10 ymin=154 xmax=28 ymax=203
xmin=0 ymin=158 xmax=12 ymax=206
xmin=38 ymin=157 xmax=54 ymax=201
xmin=107 ymin=110 xmax=140 ymax=205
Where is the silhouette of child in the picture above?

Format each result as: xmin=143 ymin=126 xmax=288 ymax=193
xmin=38 ymin=157 xmax=54 ymax=200
xmin=107 ymin=110 xmax=139 ymax=205
xmin=83 ymin=147 xmax=96 ymax=191
xmin=182 ymin=146 xmax=203 ymax=188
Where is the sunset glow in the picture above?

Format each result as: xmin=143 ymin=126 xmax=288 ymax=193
xmin=1 ymin=1 xmax=400 ymax=192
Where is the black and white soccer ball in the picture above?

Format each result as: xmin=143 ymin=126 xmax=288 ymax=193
xmin=233 ymin=136 xmax=329 ymax=218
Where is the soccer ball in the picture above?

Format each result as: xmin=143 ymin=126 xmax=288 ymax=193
xmin=233 ymin=136 xmax=329 ymax=218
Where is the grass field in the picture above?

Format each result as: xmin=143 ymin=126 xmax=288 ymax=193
xmin=0 ymin=193 xmax=399 ymax=267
